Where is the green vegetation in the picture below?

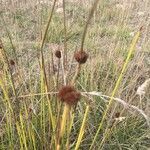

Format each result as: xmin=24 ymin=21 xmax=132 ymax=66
xmin=0 ymin=0 xmax=150 ymax=149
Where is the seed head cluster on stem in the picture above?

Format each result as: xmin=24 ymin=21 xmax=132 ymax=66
xmin=74 ymin=50 xmax=88 ymax=64
xmin=9 ymin=59 xmax=15 ymax=66
xmin=55 ymin=50 xmax=61 ymax=59
xmin=58 ymin=85 xmax=81 ymax=106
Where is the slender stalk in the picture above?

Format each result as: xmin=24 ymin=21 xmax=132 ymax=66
xmin=75 ymin=105 xmax=90 ymax=150
xmin=39 ymin=0 xmax=57 ymax=91
xmin=80 ymin=0 xmax=100 ymax=51
xmin=63 ymin=0 xmax=67 ymax=67
xmin=19 ymin=113 xmax=28 ymax=150
xmin=71 ymin=64 xmax=81 ymax=85
xmin=40 ymin=0 xmax=57 ymax=50
xmin=72 ymin=0 xmax=101 ymax=85
xmin=57 ymin=104 xmax=70 ymax=150
xmin=56 ymin=59 xmax=61 ymax=88
xmin=39 ymin=0 xmax=57 ymax=133
xmin=11 ymin=92 xmax=58 ymax=99
xmin=16 ymin=122 xmax=24 ymax=150
xmin=66 ymin=111 xmax=74 ymax=150
xmin=60 ymin=105 xmax=70 ymax=137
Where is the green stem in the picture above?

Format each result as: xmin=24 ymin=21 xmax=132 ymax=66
xmin=80 ymin=0 xmax=100 ymax=51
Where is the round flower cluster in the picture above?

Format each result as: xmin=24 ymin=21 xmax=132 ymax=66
xmin=74 ymin=51 xmax=88 ymax=64
xmin=58 ymin=85 xmax=81 ymax=106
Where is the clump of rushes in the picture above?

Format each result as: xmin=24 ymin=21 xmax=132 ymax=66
xmin=74 ymin=50 xmax=88 ymax=64
xmin=58 ymin=85 xmax=81 ymax=106
xmin=57 ymin=85 xmax=81 ymax=149
xmin=55 ymin=50 xmax=61 ymax=59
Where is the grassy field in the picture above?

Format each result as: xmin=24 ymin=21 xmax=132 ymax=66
xmin=0 ymin=0 xmax=150 ymax=149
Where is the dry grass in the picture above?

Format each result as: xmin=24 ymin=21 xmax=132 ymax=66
xmin=0 ymin=0 xmax=150 ymax=149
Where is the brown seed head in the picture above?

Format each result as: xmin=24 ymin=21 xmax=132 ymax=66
xmin=115 ymin=112 xmax=120 ymax=118
xmin=10 ymin=59 xmax=15 ymax=66
xmin=58 ymin=85 xmax=81 ymax=106
xmin=74 ymin=50 xmax=88 ymax=64
xmin=0 ymin=44 xmax=2 ymax=49
xmin=55 ymin=50 xmax=61 ymax=58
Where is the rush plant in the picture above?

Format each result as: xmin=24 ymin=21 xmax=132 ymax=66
xmin=0 ymin=0 xmax=149 ymax=150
